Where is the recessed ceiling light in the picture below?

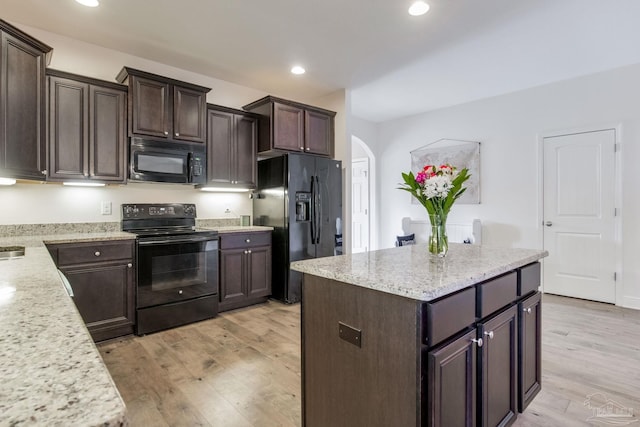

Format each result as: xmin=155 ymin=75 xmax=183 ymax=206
xmin=408 ymin=1 xmax=430 ymax=16
xmin=291 ymin=66 xmax=306 ymax=75
xmin=75 ymin=0 xmax=99 ymax=7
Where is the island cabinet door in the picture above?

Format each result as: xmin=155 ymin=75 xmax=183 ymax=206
xmin=478 ymin=305 xmax=518 ymax=427
xmin=426 ymin=328 xmax=478 ymax=427
xmin=518 ymin=292 xmax=541 ymax=412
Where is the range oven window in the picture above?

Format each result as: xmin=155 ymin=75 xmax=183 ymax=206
xmin=137 ymin=239 xmax=219 ymax=308
xmin=135 ymin=152 xmax=186 ymax=175
xmin=151 ymin=252 xmax=206 ymax=291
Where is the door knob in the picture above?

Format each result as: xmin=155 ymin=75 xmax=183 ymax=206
xmin=545 ymin=221 xmax=553 ymax=227
xmin=471 ymin=338 xmax=483 ymax=347
xmin=523 ymin=307 xmax=532 ymax=314
xmin=484 ymin=331 xmax=494 ymax=339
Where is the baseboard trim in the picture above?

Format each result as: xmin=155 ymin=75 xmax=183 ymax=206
xmin=622 ymin=296 xmax=640 ymax=310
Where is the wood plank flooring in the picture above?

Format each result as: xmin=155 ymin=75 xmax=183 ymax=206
xmin=98 ymin=295 xmax=640 ymax=426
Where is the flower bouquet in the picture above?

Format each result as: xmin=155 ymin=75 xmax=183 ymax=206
xmin=398 ymin=164 xmax=470 ymax=256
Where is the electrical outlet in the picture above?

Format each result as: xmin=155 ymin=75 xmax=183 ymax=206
xmin=101 ymin=201 xmax=112 ymax=215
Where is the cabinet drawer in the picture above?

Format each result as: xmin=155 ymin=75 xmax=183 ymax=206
xmin=220 ymin=232 xmax=271 ymax=249
xmin=56 ymin=241 xmax=134 ymax=266
xmin=518 ymin=262 xmax=541 ymax=296
xmin=477 ymin=271 xmax=518 ymax=319
xmin=424 ymin=286 xmax=476 ymax=347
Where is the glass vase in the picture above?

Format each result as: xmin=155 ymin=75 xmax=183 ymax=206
xmin=428 ymin=213 xmax=448 ymax=257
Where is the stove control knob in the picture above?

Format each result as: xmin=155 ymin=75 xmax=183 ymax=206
xmin=183 ymin=205 xmax=195 ymax=216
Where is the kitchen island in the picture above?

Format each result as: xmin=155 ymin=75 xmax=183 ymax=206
xmin=291 ymin=243 xmax=547 ymax=427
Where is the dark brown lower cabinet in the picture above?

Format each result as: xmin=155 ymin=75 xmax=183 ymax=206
xmin=219 ymin=231 xmax=272 ymax=312
xmin=518 ymin=292 xmax=542 ymax=412
xmin=47 ymin=240 xmax=135 ymax=342
xmin=427 ymin=329 xmax=478 ymax=427
xmin=427 ymin=305 xmax=519 ymax=427
xmin=61 ymin=262 xmax=134 ymax=342
xmin=479 ymin=306 xmax=518 ymax=427
xmin=302 ymin=263 xmax=542 ymax=427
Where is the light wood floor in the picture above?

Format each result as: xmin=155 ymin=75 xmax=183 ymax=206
xmin=98 ymin=294 xmax=640 ymax=426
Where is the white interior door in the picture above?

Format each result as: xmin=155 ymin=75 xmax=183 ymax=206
xmin=352 ymin=157 xmax=370 ymax=253
xmin=543 ymin=129 xmax=616 ymax=303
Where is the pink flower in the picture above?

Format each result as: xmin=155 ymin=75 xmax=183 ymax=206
xmin=415 ymin=171 xmax=427 ymax=184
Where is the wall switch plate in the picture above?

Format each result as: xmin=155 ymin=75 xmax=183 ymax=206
xmin=101 ymin=201 xmax=112 ymax=215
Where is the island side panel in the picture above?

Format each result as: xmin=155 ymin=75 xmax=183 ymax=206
xmin=302 ymin=274 xmax=422 ymax=427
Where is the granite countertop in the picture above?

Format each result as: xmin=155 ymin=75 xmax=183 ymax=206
xmin=0 ymin=231 xmax=134 ymax=426
xmin=291 ymin=243 xmax=548 ymax=302
xmin=207 ymin=226 xmax=273 ymax=234
xmin=0 ymin=221 xmax=271 ymax=425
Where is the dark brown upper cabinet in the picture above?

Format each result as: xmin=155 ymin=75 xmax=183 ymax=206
xmin=206 ymin=104 xmax=258 ymax=188
xmin=243 ymin=96 xmax=335 ymax=158
xmin=0 ymin=20 xmax=52 ymax=180
xmin=47 ymin=70 xmax=127 ymax=183
xmin=116 ymin=67 xmax=210 ymax=143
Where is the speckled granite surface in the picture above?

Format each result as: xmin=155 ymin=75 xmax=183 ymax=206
xmin=0 ymin=222 xmax=121 ymax=236
xmin=0 ymin=219 xmax=272 ymax=426
xmin=291 ymin=243 xmax=548 ymax=301
xmin=0 ymin=245 xmax=128 ymax=426
xmin=206 ymin=225 xmax=274 ymax=234
xmin=196 ymin=218 xmax=240 ymax=228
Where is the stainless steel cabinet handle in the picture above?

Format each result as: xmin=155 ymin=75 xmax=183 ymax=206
xmin=471 ymin=338 xmax=483 ymax=347
xmin=245 ymin=239 xmax=251 ymax=243
xmin=94 ymin=251 xmax=101 ymax=257
xmin=545 ymin=221 xmax=553 ymax=227
xmin=299 ymin=146 xmax=304 ymax=150
xmin=164 ymin=131 xmax=169 ymax=135
xmin=178 ymin=290 xmax=183 ymax=295
xmin=58 ymin=270 xmax=74 ymax=298
xmin=175 ymin=133 xmax=180 ymax=137
xmin=523 ymin=307 xmax=532 ymax=314
xmin=244 ymin=250 xmax=248 ymax=254
xmin=127 ymin=263 xmax=132 ymax=268
xmin=305 ymin=148 xmax=310 ymax=151
xmin=247 ymin=249 xmax=252 ymax=254
xmin=484 ymin=331 xmax=494 ymax=339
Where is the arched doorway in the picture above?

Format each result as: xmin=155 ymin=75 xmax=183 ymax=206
xmin=351 ymin=135 xmax=376 ymax=253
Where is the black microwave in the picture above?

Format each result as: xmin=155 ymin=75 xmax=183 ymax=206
xmin=129 ymin=137 xmax=206 ymax=185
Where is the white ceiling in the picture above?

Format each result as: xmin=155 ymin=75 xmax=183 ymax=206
xmin=3 ymin=0 xmax=640 ymax=122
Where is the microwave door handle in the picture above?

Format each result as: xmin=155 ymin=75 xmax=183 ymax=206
xmin=187 ymin=152 xmax=194 ymax=183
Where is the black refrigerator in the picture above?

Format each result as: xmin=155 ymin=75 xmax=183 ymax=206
xmin=253 ymin=153 xmax=342 ymax=303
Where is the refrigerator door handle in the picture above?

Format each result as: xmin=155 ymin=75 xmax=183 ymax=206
xmin=310 ymin=176 xmax=316 ymax=243
xmin=315 ymin=175 xmax=322 ymax=244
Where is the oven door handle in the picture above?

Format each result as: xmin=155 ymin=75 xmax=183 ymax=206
xmin=138 ymin=236 xmax=218 ymax=246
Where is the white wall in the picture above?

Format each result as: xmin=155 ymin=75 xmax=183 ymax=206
xmin=0 ymin=182 xmax=250 ymax=224
xmin=18 ymin=23 xmax=269 ymax=109
xmin=375 ymin=62 xmax=640 ymax=309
